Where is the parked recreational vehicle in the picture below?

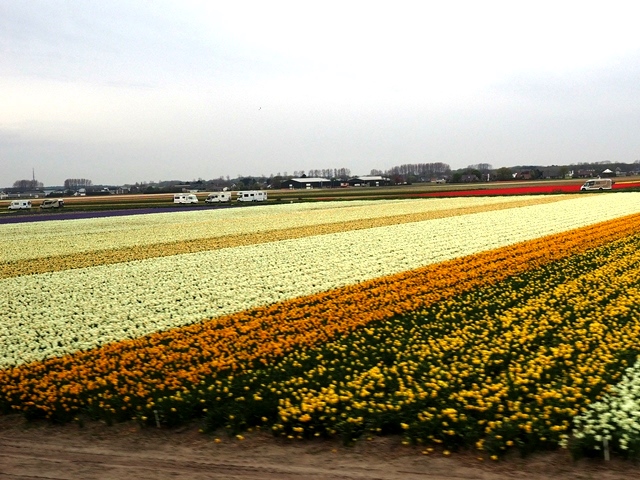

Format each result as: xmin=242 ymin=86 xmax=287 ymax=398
xmin=205 ymin=192 xmax=231 ymax=203
xmin=580 ymin=178 xmax=613 ymax=191
xmin=236 ymin=191 xmax=268 ymax=202
xmin=173 ymin=193 xmax=199 ymax=204
xmin=40 ymin=198 xmax=64 ymax=209
xmin=8 ymin=200 xmax=32 ymax=210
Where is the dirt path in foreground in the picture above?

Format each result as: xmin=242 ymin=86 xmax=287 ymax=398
xmin=0 ymin=416 xmax=637 ymax=480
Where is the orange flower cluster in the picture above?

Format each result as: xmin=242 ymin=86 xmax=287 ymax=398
xmin=2 ymin=212 xmax=640 ymax=425
xmin=264 ymin=233 xmax=640 ymax=454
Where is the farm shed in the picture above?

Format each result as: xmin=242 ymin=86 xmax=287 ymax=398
xmin=282 ymin=178 xmax=332 ymax=189
xmin=347 ymin=176 xmax=392 ymax=187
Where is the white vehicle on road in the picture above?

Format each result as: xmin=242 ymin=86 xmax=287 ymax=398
xmin=173 ymin=193 xmax=199 ymax=204
xmin=40 ymin=198 xmax=65 ymax=209
xmin=8 ymin=200 xmax=32 ymax=210
xmin=236 ymin=191 xmax=267 ymax=202
xmin=205 ymin=192 xmax=231 ymax=203
xmin=580 ymin=178 xmax=613 ymax=191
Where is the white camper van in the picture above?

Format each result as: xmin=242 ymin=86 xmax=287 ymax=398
xmin=40 ymin=198 xmax=64 ymax=209
xmin=236 ymin=191 xmax=268 ymax=202
xmin=580 ymin=178 xmax=613 ymax=191
xmin=205 ymin=192 xmax=231 ymax=203
xmin=8 ymin=200 xmax=32 ymax=210
xmin=173 ymin=193 xmax=199 ymax=204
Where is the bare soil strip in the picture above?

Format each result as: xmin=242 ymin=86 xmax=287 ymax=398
xmin=0 ymin=417 xmax=636 ymax=480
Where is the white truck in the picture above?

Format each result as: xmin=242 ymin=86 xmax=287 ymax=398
xmin=580 ymin=178 xmax=613 ymax=191
xmin=173 ymin=193 xmax=199 ymax=204
xmin=236 ymin=191 xmax=268 ymax=202
xmin=8 ymin=200 xmax=32 ymax=210
xmin=205 ymin=192 xmax=231 ymax=203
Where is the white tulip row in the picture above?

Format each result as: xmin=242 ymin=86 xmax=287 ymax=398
xmin=570 ymin=358 xmax=640 ymax=453
xmin=1 ymin=196 xmax=559 ymax=263
xmin=1 ymin=193 xmax=640 ymax=369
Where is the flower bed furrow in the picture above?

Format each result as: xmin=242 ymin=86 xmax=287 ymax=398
xmin=1 ymin=196 xmax=565 ymax=278
xmin=3 ymin=195 xmax=640 ymax=369
xmin=2 ymin=212 xmax=640 ymax=426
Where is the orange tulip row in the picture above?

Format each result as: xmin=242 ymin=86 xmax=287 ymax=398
xmin=2 ymin=212 xmax=639 ymax=425
xmin=264 ymin=231 xmax=640 ymax=455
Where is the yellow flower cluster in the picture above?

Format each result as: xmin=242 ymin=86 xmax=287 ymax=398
xmin=2 ymin=211 xmax=640 ymax=437
xmin=2 ymin=194 xmax=640 ymax=458
xmin=214 ymin=227 xmax=640 ymax=455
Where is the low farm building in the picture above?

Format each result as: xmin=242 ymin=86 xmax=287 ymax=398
xmin=347 ymin=176 xmax=392 ymax=187
xmin=282 ymin=178 xmax=332 ymax=189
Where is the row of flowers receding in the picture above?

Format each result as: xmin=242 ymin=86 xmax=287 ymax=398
xmin=1 ymin=195 xmax=561 ymax=266
xmin=205 ymin=231 xmax=640 ymax=459
xmin=3 ymin=194 xmax=640 ymax=369
xmin=0 ymin=196 xmax=565 ymax=279
xmin=266 ymin=235 xmax=640 ymax=453
xmin=2 ymin=212 xmax=640 ymax=458
xmin=415 ymin=181 xmax=640 ymax=197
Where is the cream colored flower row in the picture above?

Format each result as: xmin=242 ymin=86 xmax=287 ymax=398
xmin=571 ymin=358 xmax=640 ymax=452
xmin=1 ymin=193 xmax=640 ymax=369
xmin=1 ymin=196 xmax=561 ymax=263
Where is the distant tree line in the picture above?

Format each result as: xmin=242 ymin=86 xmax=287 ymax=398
xmin=386 ymin=162 xmax=451 ymax=178
xmin=64 ymin=178 xmax=93 ymax=189
xmin=12 ymin=179 xmax=44 ymax=190
xmin=294 ymin=168 xmax=352 ymax=179
xmin=467 ymin=163 xmax=493 ymax=173
xmin=7 ymin=159 xmax=640 ymax=192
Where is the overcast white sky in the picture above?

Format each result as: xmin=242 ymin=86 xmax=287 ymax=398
xmin=1 ymin=1 xmax=640 ymax=187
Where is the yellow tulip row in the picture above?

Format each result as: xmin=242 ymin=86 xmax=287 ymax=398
xmin=267 ymin=233 xmax=640 ymax=454
xmin=2 ymin=211 xmax=639 ymax=437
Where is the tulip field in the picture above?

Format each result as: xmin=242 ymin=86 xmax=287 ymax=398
xmin=3 ymin=192 xmax=640 ymax=459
